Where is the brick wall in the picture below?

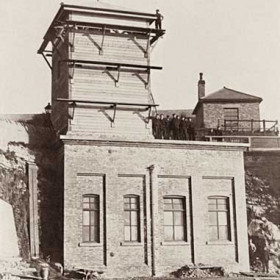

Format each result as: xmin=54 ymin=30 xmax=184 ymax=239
xmin=202 ymin=102 xmax=260 ymax=129
xmin=63 ymin=139 xmax=249 ymax=277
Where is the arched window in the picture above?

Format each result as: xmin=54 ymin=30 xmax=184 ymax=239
xmin=82 ymin=194 xmax=100 ymax=243
xmin=208 ymin=196 xmax=231 ymax=241
xmin=163 ymin=196 xmax=186 ymax=241
xmin=124 ymin=195 xmax=140 ymax=242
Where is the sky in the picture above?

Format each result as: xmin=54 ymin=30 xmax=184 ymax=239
xmin=1 ymin=0 xmax=280 ymax=123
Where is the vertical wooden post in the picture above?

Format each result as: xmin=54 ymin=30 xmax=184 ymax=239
xmin=27 ymin=162 xmax=40 ymax=258
xmin=263 ymin=120 xmax=266 ymax=134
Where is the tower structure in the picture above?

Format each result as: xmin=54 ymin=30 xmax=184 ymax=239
xmin=38 ymin=3 xmax=250 ymax=278
xmin=38 ymin=3 xmax=165 ymax=140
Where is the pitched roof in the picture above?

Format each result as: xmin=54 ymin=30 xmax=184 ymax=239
xmin=201 ymin=87 xmax=262 ymax=102
xmin=193 ymin=87 xmax=262 ymax=114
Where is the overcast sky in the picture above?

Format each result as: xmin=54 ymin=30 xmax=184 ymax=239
xmin=1 ymin=0 xmax=280 ymax=123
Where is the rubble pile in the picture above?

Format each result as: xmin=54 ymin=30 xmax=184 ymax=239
xmin=172 ymin=264 xmax=225 ymax=278
xmin=0 ymin=258 xmax=36 ymax=279
xmin=246 ymin=170 xmax=280 ymax=274
xmin=0 ymin=149 xmax=30 ymax=259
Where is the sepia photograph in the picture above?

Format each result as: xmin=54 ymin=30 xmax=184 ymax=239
xmin=1 ymin=0 xmax=280 ymax=279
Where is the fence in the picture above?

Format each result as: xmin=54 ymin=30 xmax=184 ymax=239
xmin=218 ymin=119 xmax=278 ymax=134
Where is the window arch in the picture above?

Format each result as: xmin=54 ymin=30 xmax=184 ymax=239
xmin=208 ymin=196 xmax=231 ymax=241
xmin=124 ymin=195 xmax=140 ymax=242
xmin=163 ymin=196 xmax=186 ymax=241
xmin=82 ymin=194 xmax=100 ymax=243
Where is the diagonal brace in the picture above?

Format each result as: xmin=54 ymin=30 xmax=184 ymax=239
xmin=84 ymin=27 xmax=106 ymax=55
xmin=42 ymin=53 xmax=52 ymax=70
xmin=69 ymin=62 xmax=76 ymax=79
xmin=100 ymin=27 xmax=106 ymax=55
xmin=105 ymin=66 xmax=121 ymax=87
xmin=116 ymin=66 xmax=121 ymax=87
xmin=144 ymin=31 xmax=151 ymax=58
xmin=111 ymin=104 xmax=117 ymax=123
xmin=133 ymin=70 xmax=150 ymax=88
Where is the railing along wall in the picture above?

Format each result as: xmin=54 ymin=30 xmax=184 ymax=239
xmin=217 ymin=119 xmax=278 ymax=134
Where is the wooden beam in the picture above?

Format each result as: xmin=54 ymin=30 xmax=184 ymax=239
xmin=65 ymin=20 xmax=165 ymax=36
xmin=63 ymin=4 xmax=157 ymax=19
xmin=64 ymin=8 xmax=156 ymax=25
xmin=37 ymin=5 xmax=64 ymax=54
xmin=27 ymin=163 xmax=40 ymax=258
xmin=62 ymin=59 xmax=162 ymax=70
xmin=56 ymin=98 xmax=159 ymax=108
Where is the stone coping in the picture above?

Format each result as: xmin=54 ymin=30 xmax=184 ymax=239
xmin=60 ymin=135 xmax=249 ymax=151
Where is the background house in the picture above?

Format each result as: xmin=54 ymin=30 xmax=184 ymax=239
xmin=192 ymin=73 xmax=278 ymax=137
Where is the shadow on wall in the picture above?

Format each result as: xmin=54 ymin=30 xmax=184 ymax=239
xmin=26 ymin=114 xmax=63 ymax=263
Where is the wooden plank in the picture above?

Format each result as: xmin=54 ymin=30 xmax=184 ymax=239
xmin=65 ymin=19 xmax=165 ymax=35
xmin=56 ymin=98 xmax=157 ymax=107
xmin=62 ymin=59 xmax=162 ymax=70
xmin=28 ymin=163 xmax=40 ymax=258
xmin=65 ymin=4 xmax=157 ymax=19
xmin=73 ymin=32 xmax=148 ymax=48
xmin=71 ymin=53 xmax=147 ymax=65
xmin=71 ymin=94 xmax=149 ymax=103
xmin=71 ymin=14 xmax=148 ymax=28
xmin=72 ymin=74 xmax=149 ymax=84
xmin=71 ymin=96 xmax=149 ymax=105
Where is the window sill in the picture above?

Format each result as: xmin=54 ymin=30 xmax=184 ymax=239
xmin=120 ymin=242 xmax=143 ymax=247
xmin=161 ymin=241 xmax=190 ymax=246
xmin=78 ymin=242 xmax=102 ymax=247
xmin=206 ymin=240 xmax=233 ymax=246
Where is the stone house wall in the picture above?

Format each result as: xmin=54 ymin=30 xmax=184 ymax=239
xmin=201 ymin=102 xmax=260 ymax=130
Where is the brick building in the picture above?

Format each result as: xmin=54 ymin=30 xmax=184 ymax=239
xmin=38 ymin=3 xmax=250 ymax=277
xmin=193 ymin=73 xmax=263 ymax=131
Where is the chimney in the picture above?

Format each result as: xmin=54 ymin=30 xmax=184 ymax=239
xmin=198 ymin=72 xmax=205 ymax=100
